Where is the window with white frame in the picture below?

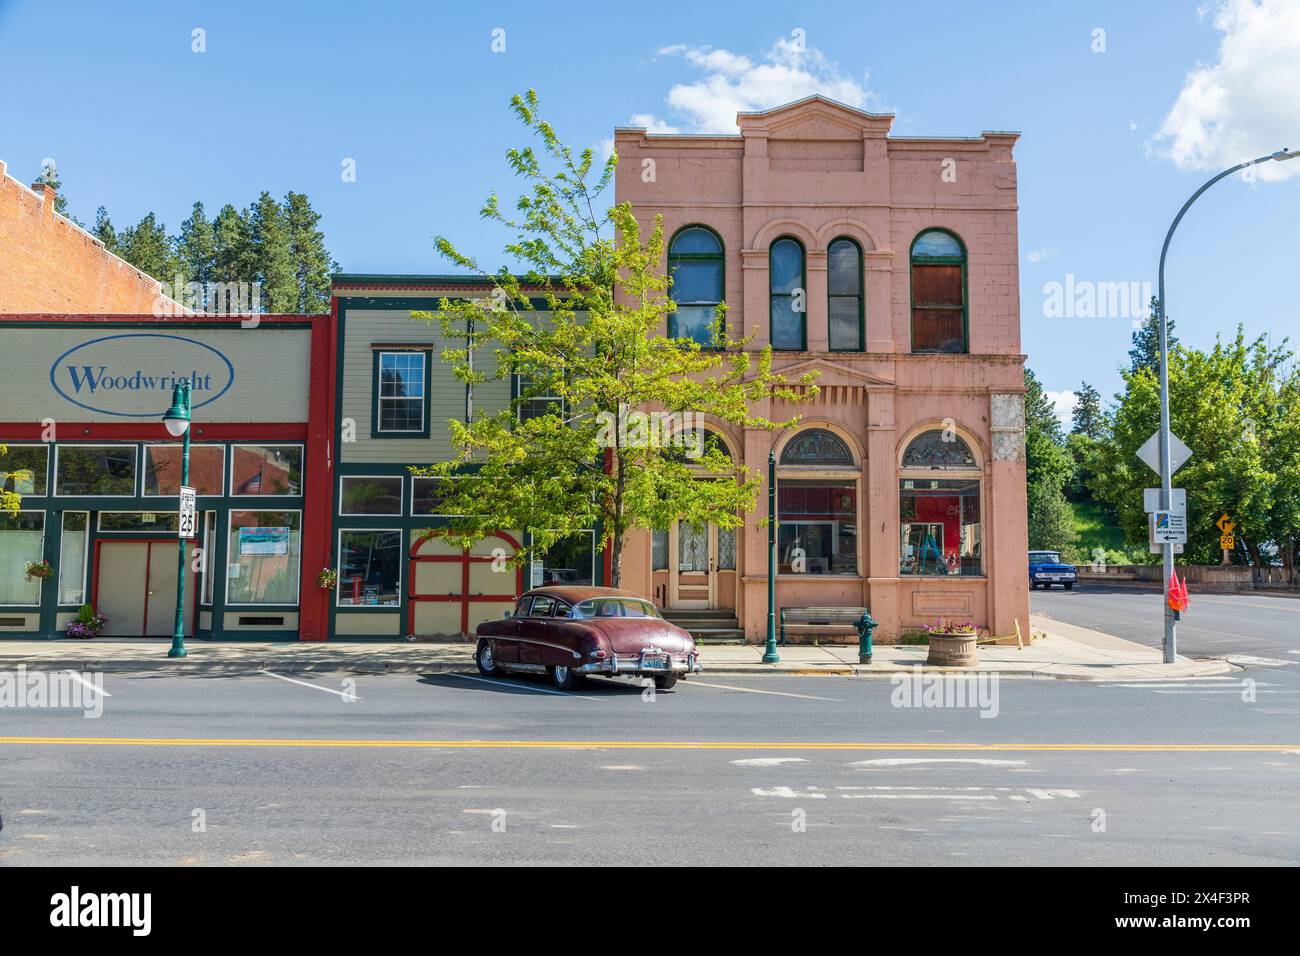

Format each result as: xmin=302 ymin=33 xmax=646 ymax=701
xmin=58 ymin=512 xmax=89 ymax=605
xmin=340 ymin=475 xmax=403 ymax=515
xmin=143 ymin=444 xmax=225 ymax=496
xmin=226 ymin=510 xmax=302 ymax=605
xmin=0 ymin=512 xmax=44 ymax=605
xmin=337 ymin=529 xmax=402 ymax=606
xmin=55 ymin=445 xmax=136 ymax=496
xmin=0 ymin=445 xmax=48 ymax=496
xmin=230 ymin=445 xmax=301 ymax=496
xmin=377 ymin=351 xmax=427 ymax=432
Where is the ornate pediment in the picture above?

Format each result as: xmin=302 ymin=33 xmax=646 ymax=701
xmin=739 ymin=95 xmax=894 ymax=139
xmin=771 ymin=356 xmax=896 ymax=389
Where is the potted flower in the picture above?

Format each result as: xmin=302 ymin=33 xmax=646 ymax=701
xmin=317 ymin=567 xmax=338 ymax=590
xmin=66 ymin=603 xmax=108 ymax=640
xmin=924 ymin=617 xmax=979 ymax=667
xmin=24 ymin=559 xmax=53 ymax=581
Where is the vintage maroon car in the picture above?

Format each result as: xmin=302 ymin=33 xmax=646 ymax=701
xmin=474 ymin=586 xmax=700 ymax=690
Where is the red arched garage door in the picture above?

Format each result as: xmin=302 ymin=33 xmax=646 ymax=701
xmin=408 ymin=531 xmax=524 ymax=638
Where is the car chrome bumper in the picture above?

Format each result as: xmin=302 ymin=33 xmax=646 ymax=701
xmin=578 ymin=651 xmax=701 ymax=676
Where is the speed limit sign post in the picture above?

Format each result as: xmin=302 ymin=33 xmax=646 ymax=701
xmin=178 ymin=486 xmax=197 ymax=539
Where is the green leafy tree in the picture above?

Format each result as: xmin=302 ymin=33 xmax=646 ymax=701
xmin=283 ymin=191 xmax=337 ymax=313
xmin=413 ymin=90 xmax=817 ymax=585
xmin=1089 ymin=328 xmax=1292 ymax=566
xmin=250 ymin=192 xmax=298 ymax=312
xmin=91 ymin=206 xmax=120 ymax=255
xmin=1023 ymin=368 xmax=1077 ymax=553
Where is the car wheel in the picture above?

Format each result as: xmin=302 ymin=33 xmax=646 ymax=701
xmin=653 ymin=674 xmax=678 ymax=691
xmin=1064 ymin=582 xmax=1074 ymax=590
xmin=476 ymin=640 xmax=502 ymax=676
xmin=550 ymin=664 xmax=583 ymax=691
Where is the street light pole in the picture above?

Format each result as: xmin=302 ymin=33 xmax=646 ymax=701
xmin=763 ymin=448 xmax=780 ymax=664
xmin=1156 ymin=148 xmax=1295 ymax=663
xmin=163 ymin=382 xmax=192 ymax=659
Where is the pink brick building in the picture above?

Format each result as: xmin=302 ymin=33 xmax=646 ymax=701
xmin=613 ymin=95 xmax=1029 ymax=642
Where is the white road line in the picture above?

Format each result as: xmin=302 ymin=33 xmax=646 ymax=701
xmin=849 ymin=758 xmax=1026 ymax=768
xmin=443 ymin=672 xmax=598 ymax=700
xmin=732 ymin=757 xmax=808 ymax=767
xmin=65 ymin=671 xmax=110 ymax=697
xmin=258 ymin=670 xmax=359 ymax=700
xmin=686 ymin=680 xmax=841 ymax=702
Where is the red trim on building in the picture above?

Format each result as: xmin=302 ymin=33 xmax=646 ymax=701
xmin=297 ymin=311 xmax=334 ymax=640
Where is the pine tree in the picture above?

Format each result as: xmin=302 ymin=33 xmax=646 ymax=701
xmin=249 ymin=192 xmax=297 ymax=312
xmin=92 ymin=207 xmax=119 ymax=255
xmin=33 ymin=162 xmax=80 ymax=224
xmin=1071 ymin=381 xmax=1105 ymax=439
xmin=177 ymin=202 xmax=216 ymax=285
xmin=283 ymin=191 xmax=337 ymax=313
xmin=211 ymin=203 xmax=256 ymax=286
xmin=116 ymin=212 xmax=180 ymax=283
xmin=1129 ymin=295 xmax=1178 ymax=375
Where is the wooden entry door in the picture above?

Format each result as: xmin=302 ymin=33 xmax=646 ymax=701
xmin=96 ymin=540 xmax=196 ymax=637
xmin=669 ymin=522 xmax=736 ymax=609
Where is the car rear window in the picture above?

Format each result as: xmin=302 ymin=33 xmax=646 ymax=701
xmin=571 ymin=598 xmax=661 ymax=620
xmin=1029 ymin=552 xmax=1062 ymax=563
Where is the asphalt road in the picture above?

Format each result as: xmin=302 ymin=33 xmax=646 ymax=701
xmin=3 ymin=662 xmax=1299 ymax=866
xmin=1033 ymin=585 xmax=1300 ymax=661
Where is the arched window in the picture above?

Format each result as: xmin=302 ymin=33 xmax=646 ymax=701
xmin=827 ymin=237 xmax=863 ymax=351
xmin=668 ymin=226 xmax=724 ymax=347
xmin=781 ymin=428 xmax=853 ymax=466
xmin=777 ymin=428 xmax=859 ymax=575
xmin=769 ymin=237 xmax=806 ymax=351
xmin=910 ymin=229 xmax=967 ymax=354
xmin=899 ymin=428 xmax=982 ymax=577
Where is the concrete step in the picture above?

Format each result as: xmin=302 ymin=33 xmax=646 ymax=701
xmin=661 ymin=608 xmax=737 ymax=620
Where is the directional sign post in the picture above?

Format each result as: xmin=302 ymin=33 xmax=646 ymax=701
xmin=1137 ymin=428 xmax=1193 ymax=663
xmin=178 ymin=486 xmax=197 ymax=540
xmin=1217 ymin=513 xmax=1236 ymax=565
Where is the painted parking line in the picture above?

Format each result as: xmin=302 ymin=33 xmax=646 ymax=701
xmin=443 ymin=672 xmax=599 ymax=701
xmin=65 ymin=671 xmax=111 ymax=697
xmin=1 ymin=738 xmax=1297 ymax=752
xmin=258 ymin=670 xmax=359 ymax=700
xmin=683 ymin=680 xmax=842 ymax=702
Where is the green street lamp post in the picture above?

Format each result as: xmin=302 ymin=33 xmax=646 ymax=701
xmin=763 ymin=449 xmax=780 ymax=664
xmin=162 ymin=382 xmax=192 ymax=659
xmin=1155 ymin=147 xmax=1295 ymax=663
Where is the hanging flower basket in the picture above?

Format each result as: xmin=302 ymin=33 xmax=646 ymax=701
xmin=317 ymin=567 xmax=338 ymax=590
xmin=24 ymin=559 xmax=53 ymax=581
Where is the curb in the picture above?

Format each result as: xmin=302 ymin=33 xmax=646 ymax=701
xmin=0 ymin=657 xmax=1239 ymax=680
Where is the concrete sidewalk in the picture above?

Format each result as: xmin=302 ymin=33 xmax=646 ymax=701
xmin=0 ymin=615 xmax=1234 ymax=680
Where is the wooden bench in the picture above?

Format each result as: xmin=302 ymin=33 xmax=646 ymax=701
xmin=779 ymin=606 xmax=872 ymax=646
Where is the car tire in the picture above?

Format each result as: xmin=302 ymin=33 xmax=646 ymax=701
xmin=476 ymin=640 xmax=502 ymax=676
xmin=1064 ymin=582 xmax=1074 ymax=590
xmin=550 ymin=664 xmax=583 ymax=691
xmin=653 ymin=674 xmax=678 ymax=691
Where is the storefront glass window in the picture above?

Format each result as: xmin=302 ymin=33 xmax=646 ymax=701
xmin=227 ymin=510 xmax=302 ymax=605
xmin=0 ymin=445 xmax=48 ymax=495
xmin=55 ymin=445 xmax=136 ymax=496
xmin=202 ymin=512 xmax=216 ymax=605
xmin=777 ymin=480 xmax=857 ymax=575
xmin=59 ymin=512 xmax=89 ymax=605
xmin=337 ymin=530 xmax=402 ymax=606
xmin=899 ymin=478 xmax=983 ymax=576
xmin=531 ymin=530 xmax=595 ymax=587
xmin=340 ymin=476 xmax=403 ymax=515
xmin=230 ymin=445 xmax=302 ymax=496
xmin=0 ymin=512 xmax=45 ymax=605
xmin=143 ymin=444 xmax=225 ymax=496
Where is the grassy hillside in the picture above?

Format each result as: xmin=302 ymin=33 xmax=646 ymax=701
xmin=1068 ymin=499 xmax=1141 ymax=565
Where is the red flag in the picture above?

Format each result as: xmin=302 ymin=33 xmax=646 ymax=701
xmin=1167 ymin=571 xmax=1189 ymax=613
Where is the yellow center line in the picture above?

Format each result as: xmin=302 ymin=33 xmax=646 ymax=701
xmin=0 ymin=737 xmax=1296 ymax=752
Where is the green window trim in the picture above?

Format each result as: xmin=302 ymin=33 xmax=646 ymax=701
xmin=371 ymin=348 xmax=433 ymax=439
xmin=909 ymin=227 xmax=969 ymax=355
xmin=769 ymin=236 xmax=807 ymax=352
xmin=667 ymin=224 xmax=726 ymax=349
xmin=827 ymin=236 xmax=864 ymax=352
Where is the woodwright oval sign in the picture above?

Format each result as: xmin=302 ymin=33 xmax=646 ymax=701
xmin=49 ymin=333 xmax=236 ymax=418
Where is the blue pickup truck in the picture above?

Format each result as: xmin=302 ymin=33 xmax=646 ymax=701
xmin=1028 ymin=550 xmax=1078 ymax=590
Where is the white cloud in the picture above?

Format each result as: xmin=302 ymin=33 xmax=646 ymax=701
xmin=1045 ymin=390 xmax=1078 ymax=428
xmin=1151 ymin=0 xmax=1300 ymax=181
xmin=1026 ymin=248 xmax=1061 ymax=263
xmin=630 ymin=36 xmax=880 ymax=134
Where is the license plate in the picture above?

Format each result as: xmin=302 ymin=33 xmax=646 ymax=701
xmin=641 ymin=656 xmax=668 ymax=670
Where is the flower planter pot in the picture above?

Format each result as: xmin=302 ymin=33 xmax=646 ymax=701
xmin=926 ymin=631 xmax=978 ymax=667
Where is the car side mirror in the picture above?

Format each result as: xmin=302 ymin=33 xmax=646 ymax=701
xmin=502 ymin=610 xmax=512 ymax=619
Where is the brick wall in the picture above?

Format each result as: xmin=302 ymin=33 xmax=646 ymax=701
xmin=0 ymin=159 xmax=179 ymax=314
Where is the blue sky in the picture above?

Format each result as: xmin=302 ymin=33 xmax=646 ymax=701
xmin=3 ymin=0 xmax=1297 ymax=420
